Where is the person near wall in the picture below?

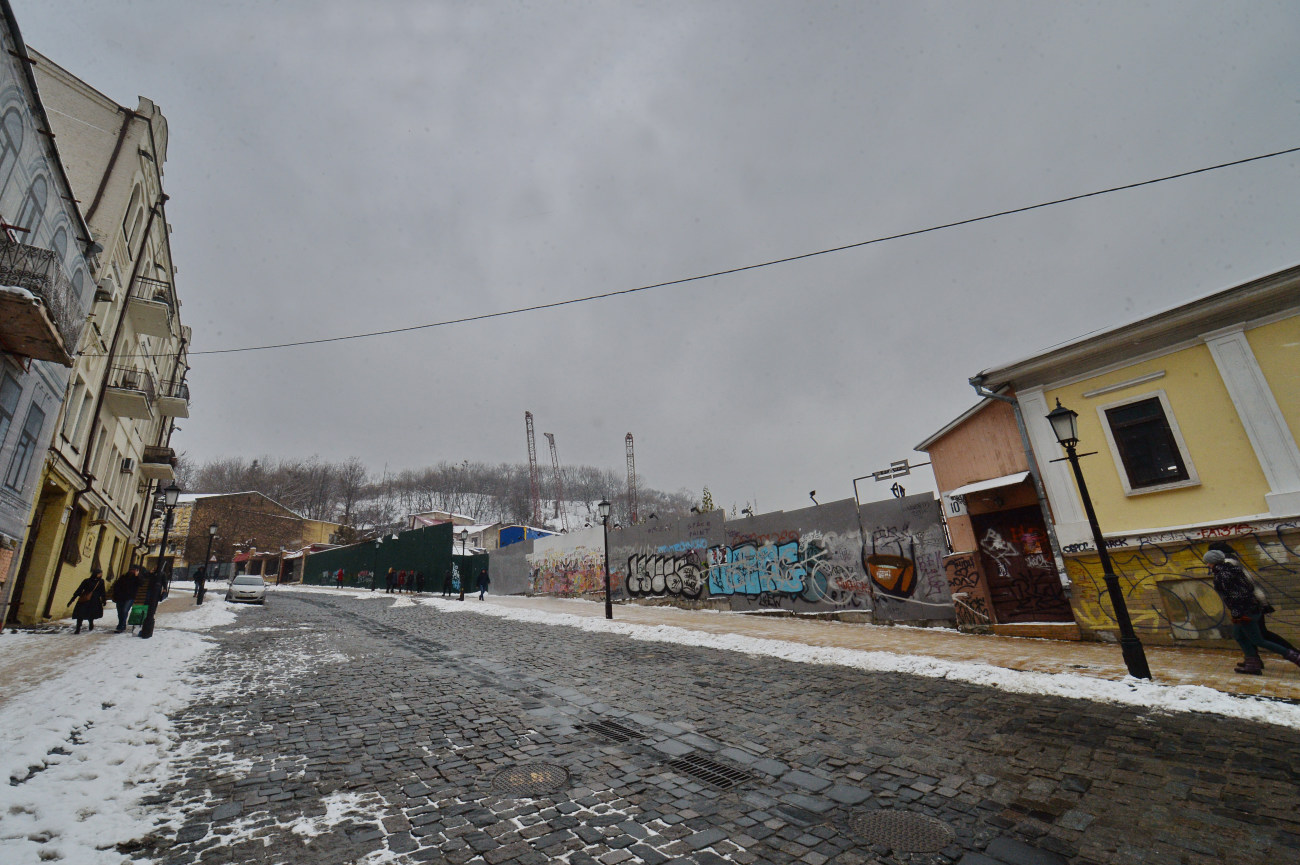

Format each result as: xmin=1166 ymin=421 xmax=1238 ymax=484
xmin=194 ymin=567 xmax=207 ymax=605
xmin=1205 ymin=547 xmax=1300 ymax=674
xmin=69 ymin=568 xmax=108 ymax=634
xmin=398 ymin=569 xmax=407 ymax=593
xmin=386 ymin=567 xmax=395 ymax=594
xmin=414 ymin=570 xmax=424 ymax=593
xmin=442 ymin=566 xmax=452 ymax=598
xmin=477 ymin=567 xmax=490 ymax=601
xmin=336 ymin=567 xmax=344 ymax=589
xmin=1206 ymin=542 xmax=1296 ymax=673
xmin=112 ymin=565 xmax=142 ymax=633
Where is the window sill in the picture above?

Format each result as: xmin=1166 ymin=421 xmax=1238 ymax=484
xmin=1122 ymin=478 xmax=1200 ymax=497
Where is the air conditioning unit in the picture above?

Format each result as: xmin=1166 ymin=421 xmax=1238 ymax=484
xmin=120 ymin=457 xmax=135 ymax=473
xmin=93 ymin=279 xmax=115 ymax=304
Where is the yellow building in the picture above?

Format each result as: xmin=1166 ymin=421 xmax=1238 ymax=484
xmin=973 ymin=264 xmax=1300 ymax=645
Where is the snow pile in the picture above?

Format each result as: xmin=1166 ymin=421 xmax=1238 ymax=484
xmin=0 ymin=601 xmax=239 ymax=864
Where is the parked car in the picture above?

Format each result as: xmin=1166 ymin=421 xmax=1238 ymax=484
xmin=226 ymin=575 xmax=267 ymax=605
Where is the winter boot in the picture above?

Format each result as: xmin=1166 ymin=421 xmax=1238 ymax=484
xmin=1284 ymin=649 xmax=1300 ymax=670
xmin=1235 ymin=656 xmax=1263 ymax=675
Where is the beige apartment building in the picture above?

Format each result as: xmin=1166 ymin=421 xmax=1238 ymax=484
xmin=4 ymin=51 xmax=190 ymax=624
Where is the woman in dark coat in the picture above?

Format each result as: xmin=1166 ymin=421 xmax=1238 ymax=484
xmin=69 ymin=568 xmax=108 ymax=634
xmin=1205 ymin=548 xmax=1300 ymax=674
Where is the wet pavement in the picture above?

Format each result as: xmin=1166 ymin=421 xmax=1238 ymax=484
xmin=129 ymin=590 xmax=1299 ymax=864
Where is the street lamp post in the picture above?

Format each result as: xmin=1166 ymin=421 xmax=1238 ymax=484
xmin=141 ymin=480 xmax=181 ymax=639
xmin=1046 ymin=400 xmax=1151 ymax=679
xmin=458 ymin=529 xmax=469 ymax=601
xmin=599 ymin=500 xmax=612 ymax=619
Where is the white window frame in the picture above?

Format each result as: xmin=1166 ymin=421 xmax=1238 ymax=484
xmin=1096 ymin=389 xmax=1200 ymax=496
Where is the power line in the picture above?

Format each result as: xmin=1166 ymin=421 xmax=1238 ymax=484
xmin=91 ymin=145 xmax=1300 ymax=359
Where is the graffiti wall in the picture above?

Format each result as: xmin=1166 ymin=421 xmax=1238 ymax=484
xmin=1063 ymin=519 xmax=1300 ymax=645
xmin=502 ymin=494 xmax=953 ymax=624
xmin=528 ymin=526 xmax=610 ymax=596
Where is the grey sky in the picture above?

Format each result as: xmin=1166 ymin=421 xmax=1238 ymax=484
xmin=16 ymin=1 xmax=1300 ymax=513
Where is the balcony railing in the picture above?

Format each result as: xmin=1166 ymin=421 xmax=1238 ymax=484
xmin=140 ymin=445 xmax=177 ymax=481
xmin=109 ymin=366 xmax=156 ymax=399
xmin=104 ymin=366 xmax=156 ymax=419
xmin=156 ymin=378 xmax=190 ymax=418
xmin=0 ymin=237 xmax=83 ymax=363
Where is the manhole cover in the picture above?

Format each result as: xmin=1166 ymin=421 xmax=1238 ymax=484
xmin=490 ymin=762 xmax=570 ymax=796
xmin=848 ymin=810 xmax=955 ymax=853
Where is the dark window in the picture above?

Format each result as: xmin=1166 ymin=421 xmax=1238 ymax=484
xmin=4 ymin=400 xmax=46 ymax=491
xmin=1105 ymin=397 xmax=1190 ymax=489
xmin=0 ymin=371 xmax=20 ymax=444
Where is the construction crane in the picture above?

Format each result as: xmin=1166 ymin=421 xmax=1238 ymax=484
xmin=524 ymin=411 xmax=543 ymax=527
xmin=625 ymin=432 xmax=638 ymax=525
xmin=543 ymin=432 xmax=570 ymax=532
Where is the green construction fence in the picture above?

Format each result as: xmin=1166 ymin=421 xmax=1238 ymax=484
xmin=303 ymin=523 xmax=454 ymax=590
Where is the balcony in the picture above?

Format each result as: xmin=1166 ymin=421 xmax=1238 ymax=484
xmin=140 ymin=445 xmax=176 ymax=481
xmin=140 ymin=444 xmax=176 ymax=481
xmin=0 ymin=238 xmax=83 ymax=366
xmin=104 ymin=366 xmax=155 ymax=419
xmin=128 ymin=276 xmax=173 ymax=337
xmin=156 ymin=379 xmax=190 ymax=418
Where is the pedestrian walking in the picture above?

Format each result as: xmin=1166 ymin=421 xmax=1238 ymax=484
xmin=68 ymin=568 xmax=108 ymax=633
xmin=442 ymin=566 xmax=452 ymax=597
xmin=336 ymin=567 xmax=344 ymax=589
xmin=112 ymin=565 xmax=142 ymax=632
xmin=477 ymin=567 xmax=490 ymax=601
xmin=414 ymin=570 xmax=424 ymax=593
xmin=1206 ymin=542 xmax=1296 ymax=673
xmin=386 ymin=567 xmax=395 ymax=594
xmin=1205 ymin=547 xmax=1300 ymax=674
xmin=194 ymin=566 xmax=207 ymax=605
xmin=398 ymin=569 xmax=407 ymax=593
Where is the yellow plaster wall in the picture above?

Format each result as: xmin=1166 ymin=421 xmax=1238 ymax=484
xmin=1064 ymin=524 xmax=1300 ymax=647
xmin=1046 ymin=343 xmax=1272 ymax=532
xmin=1247 ymin=314 xmax=1300 ymax=452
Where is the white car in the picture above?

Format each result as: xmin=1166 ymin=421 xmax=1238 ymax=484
xmin=226 ymin=575 xmax=267 ymax=604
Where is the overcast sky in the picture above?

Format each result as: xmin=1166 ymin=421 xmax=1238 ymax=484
xmin=16 ymin=1 xmax=1300 ymax=513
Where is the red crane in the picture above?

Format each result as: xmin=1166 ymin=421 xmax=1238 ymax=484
xmin=543 ymin=432 xmax=570 ymax=532
xmin=524 ymin=411 xmax=543 ymax=527
xmin=625 ymin=432 xmax=638 ymax=525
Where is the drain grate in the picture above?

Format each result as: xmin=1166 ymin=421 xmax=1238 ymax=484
xmin=491 ymin=762 xmax=570 ymax=797
xmin=848 ymin=810 xmax=955 ymax=853
xmin=667 ymin=753 xmax=753 ymax=790
xmin=581 ymin=719 xmax=646 ymax=743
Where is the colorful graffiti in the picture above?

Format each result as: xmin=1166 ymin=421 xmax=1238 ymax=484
xmin=1065 ymin=522 xmax=1300 ymax=644
xmin=529 ymin=548 xmax=607 ymax=596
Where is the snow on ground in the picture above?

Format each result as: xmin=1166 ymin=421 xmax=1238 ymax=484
xmin=285 ymin=584 xmax=1300 ymax=728
xmin=0 ymin=600 xmax=240 ymax=865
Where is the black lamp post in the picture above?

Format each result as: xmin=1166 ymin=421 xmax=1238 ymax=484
xmin=458 ymin=529 xmax=469 ymax=601
xmin=141 ymin=480 xmax=181 ymax=639
xmin=203 ymin=523 xmax=218 ymax=579
xmin=1046 ymin=399 xmax=1151 ymax=680
xmin=599 ymin=499 xmax=612 ymax=619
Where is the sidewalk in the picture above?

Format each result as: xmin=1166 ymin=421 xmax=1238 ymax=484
xmin=0 ymin=589 xmax=201 ymax=704
xmin=481 ymin=594 xmax=1300 ymax=702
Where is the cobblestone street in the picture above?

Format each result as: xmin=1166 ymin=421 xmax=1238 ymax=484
xmin=138 ymin=592 xmax=1300 ymax=865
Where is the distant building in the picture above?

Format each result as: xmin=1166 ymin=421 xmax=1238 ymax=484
xmin=0 ymin=6 xmax=100 ymax=626
xmin=150 ymin=492 xmax=342 ymax=582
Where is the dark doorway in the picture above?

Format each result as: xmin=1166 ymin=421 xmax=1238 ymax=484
xmin=970 ymin=505 xmax=1073 ymax=623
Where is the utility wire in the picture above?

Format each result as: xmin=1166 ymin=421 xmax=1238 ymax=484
xmin=91 ymin=145 xmax=1300 ymax=359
